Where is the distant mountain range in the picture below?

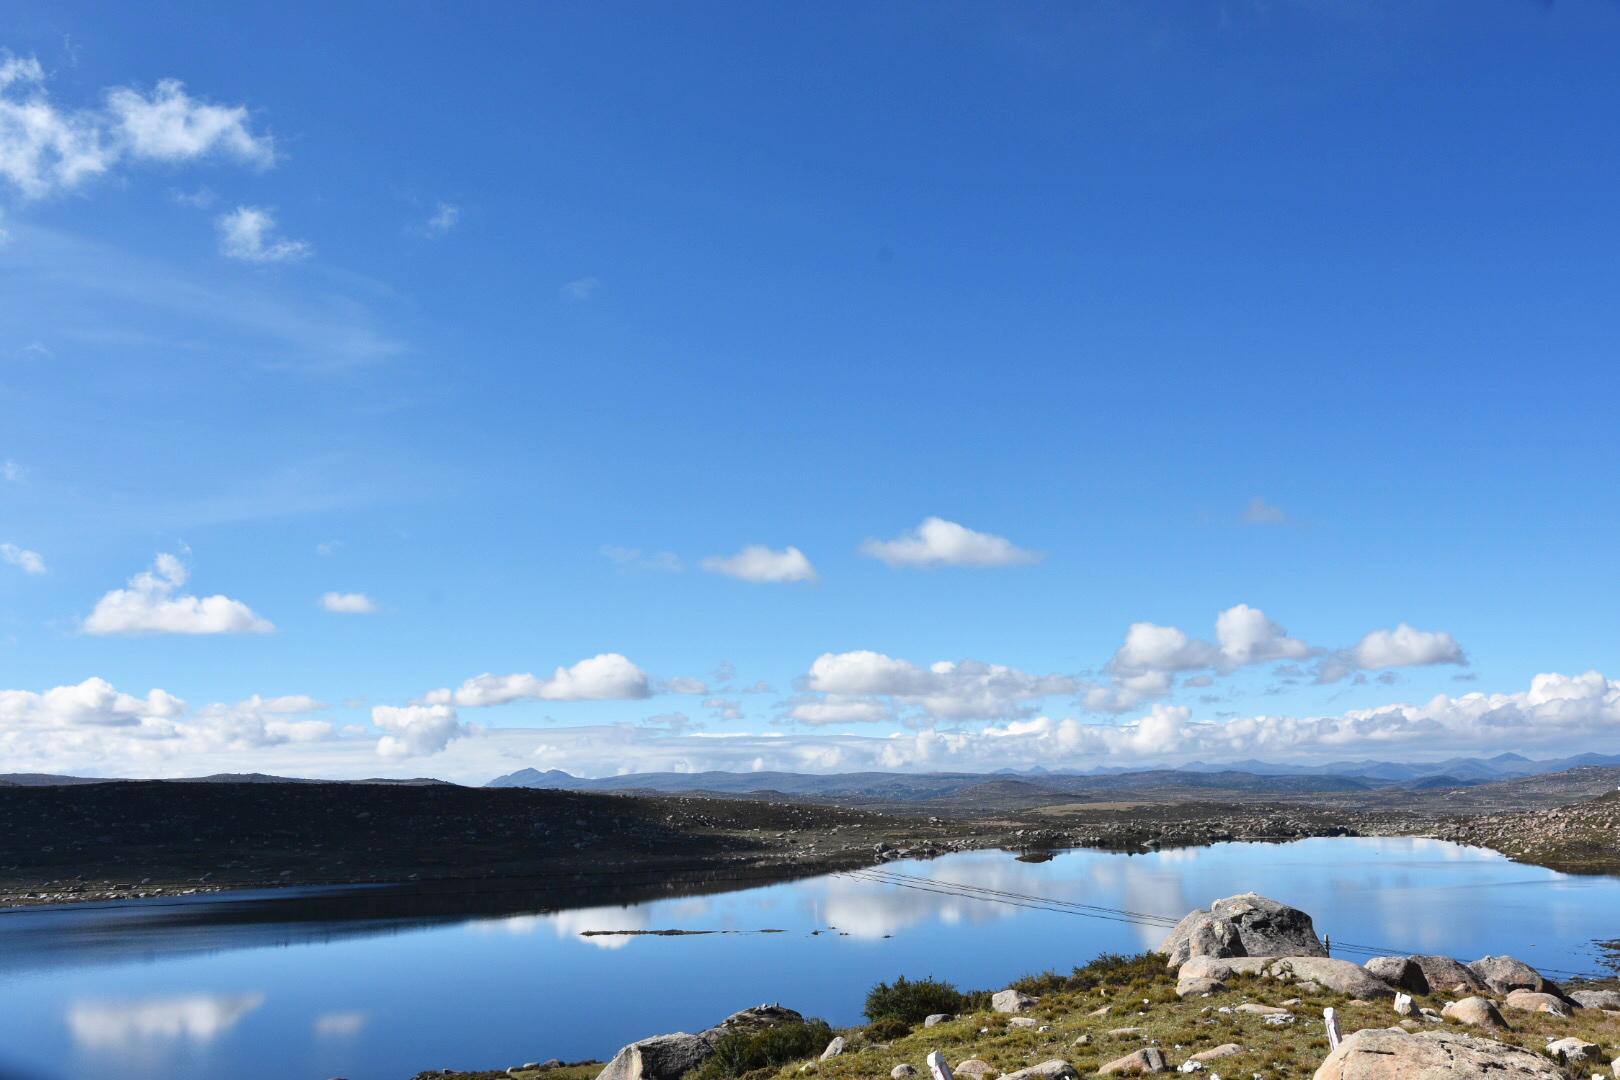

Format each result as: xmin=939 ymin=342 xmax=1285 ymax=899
xmin=485 ymin=752 xmax=1620 ymax=799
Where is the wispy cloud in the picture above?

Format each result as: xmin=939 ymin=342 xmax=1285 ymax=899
xmin=217 ymin=206 xmax=311 ymax=263
xmin=1 ymin=459 xmax=24 ymax=483
xmin=1 ymin=542 xmax=46 ymax=574
xmin=83 ymin=553 xmax=273 ymax=635
xmin=701 ymin=545 xmax=817 ymax=584
xmin=319 ymin=591 xmax=376 ymax=614
xmin=423 ymin=202 xmax=459 ymax=236
xmin=423 ymin=653 xmax=653 ymax=707
xmin=860 ymin=517 xmax=1041 ymax=568
xmin=601 ymin=545 xmax=683 ymax=573
xmin=0 ymin=53 xmax=274 ymax=199
xmin=561 ymin=277 xmax=601 ymax=301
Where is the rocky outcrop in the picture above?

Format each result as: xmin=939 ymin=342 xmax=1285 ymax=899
xmin=1467 ymin=955 xmax=1556 ymax=997
xmin=1159 ymin=893 xmax=1323 ymax=968
xmin=701 ymin=1005 xmax=804 ymax=1044
xmin=1545 ymin=1038 xmax=1603 ymax=1070
xmin=597 ymin=1034 xmax=716 ymax=1080
xmin=1440 ymin=996 xmax=1509 ymax=1030
xmin=1363 ymin=956 xmax=1427 ymax=994
xmin=1266 ymin=957 xmax=1395 ymax=999
xmin=1311 ymin=1027 xmax=1570 ymax=1079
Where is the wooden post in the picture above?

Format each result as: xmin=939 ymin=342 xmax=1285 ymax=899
xmin=1323 ymin=1007 xmax=1343 ymax=1051
xmin=927 ymin=1051 xmax=955 ymax=1080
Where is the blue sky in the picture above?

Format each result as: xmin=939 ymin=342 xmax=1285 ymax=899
xmin=2 ymin=1 xmax=1617 ymax=782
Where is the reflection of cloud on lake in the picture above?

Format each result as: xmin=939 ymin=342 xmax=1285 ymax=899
xmin=68 ymin=993 xmax=265 ymax=1050
xmin=315 ymin=1010 xmax=367 ymax=1036
xmin=549 ymin=905 xmax=651 ymax=949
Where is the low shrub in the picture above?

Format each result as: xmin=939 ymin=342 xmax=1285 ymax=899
xmin=863 ymin=975 xmax=973 ymax=1027
xmin=695 ymin=1019 xmax=835 ymax=1080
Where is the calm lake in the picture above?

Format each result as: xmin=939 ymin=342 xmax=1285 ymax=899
xmin=1 ymin=837 xmax=1616 ymax=1080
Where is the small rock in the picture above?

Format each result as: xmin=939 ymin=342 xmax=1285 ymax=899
xmin=1545 ymin=1039 xmax=1603 ymax=1069
xmin=1393 ymin=993 xmax=1415 ymax=1017
xmin=1440 ymin=996 xmax=1510 ymax=1031
xmin=1176 ymin=977 xmax=1226 ymax=998
xmin=1000 ymin=1061 xmax=1079 ymax=1080
xmin=1072 ymin=1035 xmax=1093 ymax=1047
xmin=924 ymin=1014 xmax=950 ymax=1027
xmin=1189 ymin=1045 xmax=1243 ymax=1063
xmin=1009 ymin=1016 xmax=1039 ymax=1029
xmin=993 ymin=990 xmax=1040 ymax=1014
xmin=1098 ymin=1047 xmax=1168 ymax=1075
xmin=892 ymin=1066 xmax=918 ymax=1078
xmin=954 ymin=1060 xmax=996 ymax=1079
xmin=1235 ymin=1004 xmax=1288 ymax=1016
xmin=1107 ymin=1027 xmax=1147 ymax=1037
xmin=819 ymin=1037 xmax=845 ymax=1062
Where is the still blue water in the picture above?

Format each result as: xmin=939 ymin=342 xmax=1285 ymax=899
xmin=0 ymin=837 xmax=1616 ymax=1080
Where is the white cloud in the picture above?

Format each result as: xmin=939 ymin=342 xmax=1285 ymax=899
xmin=1 ymin=542 xmax=45 ymax=574
xmin=1242 ymin=496 xmax=1291 ymax=526
xmin=859 ymin=517 xmax=1042 ymax=568
xmin=424 ymin=653 xmax=653 ymax=707
xmin=83 ymin=552 xmax=273 ymax=635
xmin=217 ymin=206 xmax=310 ymax=263
xmin=68 ymin=994 xmax=265 ymax=1050
xmin=665 ymin=676 xmax=709 ymax=695
xmin=800 ymin=650 xmax=1086 ymax=721
xmin=1 ymin=459 xmax=24 ymax=483
xmin=372 ymin=703 xmax=466 ymax=758
xmin=424 ymin=202 xmax=459 ymax=235
xmin=315 ymin=539 xmax=342 ymax=556
xmin=701 ymin=545 xmax=817 ymax=584
xmin=320 ymin=591 xmax=376 ymax=614
xmin=1316 ymin=623 xmax=1468 ymax=683
xmin=1 ymin=55 xmax=273 ymax=199
xmin=561 ymin=277 xmax=601 ymax=301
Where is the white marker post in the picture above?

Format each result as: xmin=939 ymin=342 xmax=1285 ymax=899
xmin=1323 ymin=1007 xmax=1343 ymax=1051
xmin=927 ymin=1051 xmax=955 ymax=1080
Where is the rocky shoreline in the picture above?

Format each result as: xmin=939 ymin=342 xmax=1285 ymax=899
xmin=419 ymin=893 xmax=1620 ymax=1080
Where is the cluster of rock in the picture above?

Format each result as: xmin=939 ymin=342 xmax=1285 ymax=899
xmin=1159 ymin=892 xmax=1620 ymax=1079
xmin=595 ymin=1004 xmax=809 ymax=1080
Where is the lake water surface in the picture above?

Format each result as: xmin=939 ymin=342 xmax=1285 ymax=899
xmin=1 ymin=837 xmax=1616 ymax=1080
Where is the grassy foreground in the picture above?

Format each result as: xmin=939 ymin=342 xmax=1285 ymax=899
xmin=418 ymin=953 xmax=1620 ymax=1079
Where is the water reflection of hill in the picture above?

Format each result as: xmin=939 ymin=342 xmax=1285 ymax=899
xmin=0 ymin=865 xmax=829 ymax=974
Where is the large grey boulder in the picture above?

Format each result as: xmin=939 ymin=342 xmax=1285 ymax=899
xmin=819 ymin=1037 xmax=846 ymax=1061
xmin=1502 ymin=989 xmax=1569 ymax=1017
xmin=1408 ymin=955 xmax=1486 ymax=997
xmin=1311 ymin=1027 xmax=1570 ymax=1079
xmin=1569 ymin=989 xmax=1620 ymax=1009
xmin=597 ymin=1034 xmax=716 ymax=1080
xmin=1467 ymin=955 xmax=1556 ymax=997
xmin=1545 ymin=1038 xmax=1604 ymax=1070
xmin=1364 ymin=956 xmax=1428 ymax=995
xmin=992 ymin=989 xmax=1039 ymax=1013
xmin=1440 ymin=996 xmax=1509 ymax=1030
xmin=1266 ymin=957 xmax=1396 ymax=999
xmin=1159 ymin=894 xmax=1323 ymax=968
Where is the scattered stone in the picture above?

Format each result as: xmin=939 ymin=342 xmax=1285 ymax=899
xmin=1546 ymin=1039 xmax=1603 ymax=1069
xmin=924 ymin=1014 xmax=951 ymax=1027
xmin=1281 ymin=998 xmax=1302 ymax=1007
xmin=1265 ymin=957 xmax=1395 ymax=999
xmin=1502 ymin=990 xmax=1570 ymax=1017
xmin=1440 ymin=996 xmax=1509 ymax=1030
xmin=819 ymin=1037 xmax=845 ymax=1061
xmin=1107 ymin=1027 xmax=1147 ymax=1037
xmin=953 ymin=1060 xmax=996 ymax=1079
xmin=1009 ymin=1016 xmax=1039 ymax=1028
xmin=1099 ymin=1047 xmax=1168 ymax=1075
xmin=597 ymin=1033 xmax=716 ymax=1080
xmin=1072 ymin=1035 xmax=1093 ymax=1047
xmin=1363 ymin=956 xmax=1428 ymax=995
xmin=1393 ymin=993 xmax=1415 ymax=1017
xmin=1468 ymin=955 xmax=1556 ymax=997
xmin=1090 ymin=1005 xmax=1113 ymax=1017
xmin=1000 ymin=1060 xmax=1080 ymax=1080
xmin=1189 ymin=1045 xmax=1244 ymax=1063
xmin=993 ymin=989 xmax=1039 ymax=1013
xmin=1236 ymin=1004 xmax=1289 ymax=1016
xmin=892 ymin=1065 xmax=917 ymax=1078
xmin=1311 ymin=1027 xmax=1569 ymax=1079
